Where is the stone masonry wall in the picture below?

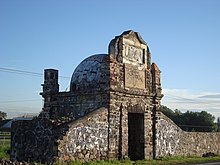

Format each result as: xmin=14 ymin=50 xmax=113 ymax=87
xmin=11 ymin=119 xmax=57 ymax=163
xmin=11 ymin=107 xmax=109 ymax=163
xmin=156 ymin=111 xmax=220 ymax=157
xmin=57 ymin=107 xmax=109 ymax=162
xmin=45 ymin=92 xmax=109 ymax=123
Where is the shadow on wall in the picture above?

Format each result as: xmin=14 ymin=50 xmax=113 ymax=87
xmin=11 ymin=119 xmax=69 ymax=163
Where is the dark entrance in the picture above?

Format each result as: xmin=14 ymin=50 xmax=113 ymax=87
xmin=128 ymin=113 xmax=144 ymax=160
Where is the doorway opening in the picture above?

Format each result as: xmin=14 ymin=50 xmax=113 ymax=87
xmin=128 ymin=113 xmax=144 ymax=160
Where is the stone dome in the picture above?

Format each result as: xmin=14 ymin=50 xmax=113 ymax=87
xmin=70 ymin=54 xmax=108 ymax=91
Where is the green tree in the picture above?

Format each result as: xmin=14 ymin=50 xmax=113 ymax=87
xmin=217 ymin=117 xmax=220 ymax=132
xmin=160 ymin=106 xmax=217 ymax=132
xmin=159 ymin=105 xmax=175 ymax=119
xmin=160 ymin=105 xmax=183 ymax=125
xmin=181 ymin=111 xmax=216 ymax=132
xmin=0 ymin=111 xmax=7 ymax=120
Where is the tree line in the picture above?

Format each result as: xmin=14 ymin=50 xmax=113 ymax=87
xmin=160 ymin=105 xmax=220 ymax=132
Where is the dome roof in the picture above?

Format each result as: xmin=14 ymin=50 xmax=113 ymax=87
xmin=70 ymin=54 xmax=108 ymax=91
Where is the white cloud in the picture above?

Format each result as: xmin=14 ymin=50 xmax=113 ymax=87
xmin=162 ymin=88 xmax=220 ymax=119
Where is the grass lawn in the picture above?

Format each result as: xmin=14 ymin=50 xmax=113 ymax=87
xmin=1 ymin=144 xmax=220 ymax=165
xmin=137 ymin=156 xmax=220 ymax=165
xmin=54 ymin=156 xmax=220 ymax=165
xmin=0 ymin=143 xmax=10 ymax=159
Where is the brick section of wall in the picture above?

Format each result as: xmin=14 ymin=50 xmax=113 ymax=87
xmin=156 ymin=111 xmax=220 ymax=157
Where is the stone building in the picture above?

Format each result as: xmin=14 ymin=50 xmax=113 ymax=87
xmin=11 ymin=30 xmax=220 ymax=163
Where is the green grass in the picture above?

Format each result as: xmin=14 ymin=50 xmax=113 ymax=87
xmin=1 ymin=145 xmax=220 ymax=165
xmin=0 ymin=140 xmax=10 ymax=146
xmin=55 ymin=159 xmax=133 ymax=165
xmin=54 ymin=156 xmax=220 ymax=165
xmin=0 ymin=143 xmax=10 ymax=159
xmin=139 ymin=156 xmax=220 ymax=165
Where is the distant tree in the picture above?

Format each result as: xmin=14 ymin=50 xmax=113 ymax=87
xmin=159 ymin=105 xmax=175 ymax=119
xmin=159 ymin=106 xmax=183 ymax=125
xmin=182 ymin=111 xmax=217 ymax=132
xmin=160 ymin=105 xmax=217 ymax=132
xmin=217 ymin=117 xmax=220 ymax=132
xmin=0 ymin=111 xmax=7 ymax=120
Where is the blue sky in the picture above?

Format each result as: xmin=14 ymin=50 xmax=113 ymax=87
xmin=0 ymin=0 xmax=220 ymax=119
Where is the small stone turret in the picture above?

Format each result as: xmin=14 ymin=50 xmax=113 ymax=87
xmin=40 ymin=69 xmax=59 ymax=118
xmin=41 ymin=69 xmax=59 ymax=95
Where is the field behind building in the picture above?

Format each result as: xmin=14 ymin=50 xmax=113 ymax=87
xmin=0 ymin=131 xmax=10 ymax=146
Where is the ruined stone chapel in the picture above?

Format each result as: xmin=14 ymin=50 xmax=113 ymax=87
xmin=11 ymin=31 xmax=220 ymax=163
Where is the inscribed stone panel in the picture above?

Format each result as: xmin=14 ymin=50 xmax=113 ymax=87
xmin=125 ymin=64 xmax=145 ymax=89
xmin=122 ymin=38 xmax=145 ymax=65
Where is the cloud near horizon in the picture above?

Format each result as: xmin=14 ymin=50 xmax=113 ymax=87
xmin=162 ymin=88 xmax=220 ymax=119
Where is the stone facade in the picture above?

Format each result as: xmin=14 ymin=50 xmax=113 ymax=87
xmin=11 ymin=30 xmax=220 ymax=163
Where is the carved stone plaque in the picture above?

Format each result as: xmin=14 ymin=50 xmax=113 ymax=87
xmin=125 ymin=64 xmax=145 ymax=89
xmin=122 ymin=38 xmax=146 ymax=65
xmin=124 ymin=45 xmax=144 ymax=64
